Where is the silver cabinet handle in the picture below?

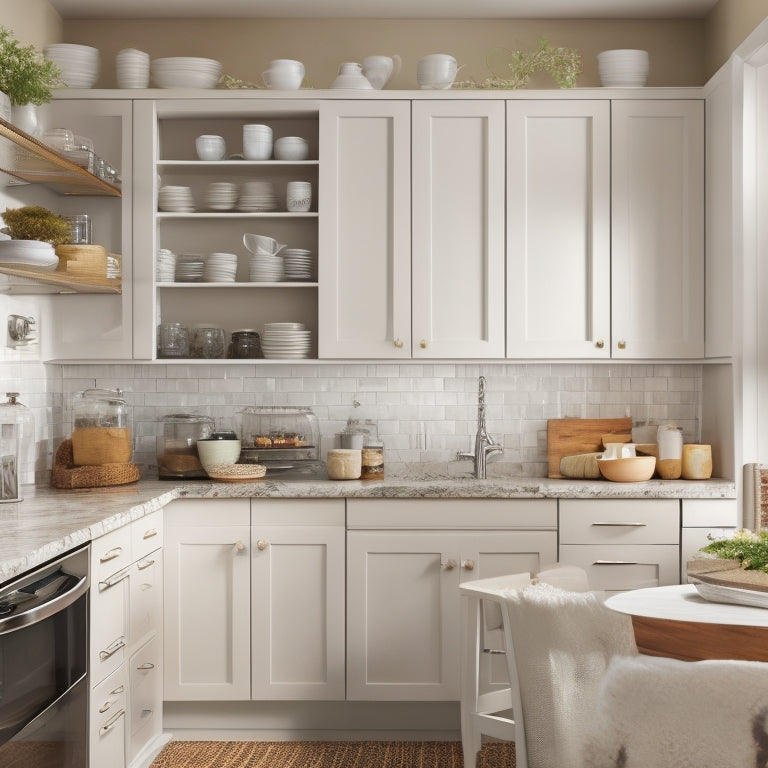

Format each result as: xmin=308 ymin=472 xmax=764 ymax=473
xmin=142 ymin=528 xmax=158 ymax=540
xmin=99 ymin=546 xmax=123 ymax=563
xmin=99 ymin=636 xmax=126 ymax=660
xmin=99 ymin=685 xmax=125 ymax=713
xmin=99 ymin=709 xmax=125 ymax=736
xmin=591 ymin=522 xmax=647 ymax=527
xmin=136 ymin=662 xmax=155 ymax=671
xmin=593 ymin=559 xmax=638 ymax=566
xmin=99 ymin=569 xmax=129 ymax=590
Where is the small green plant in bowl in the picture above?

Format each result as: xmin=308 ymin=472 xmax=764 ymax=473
xmin=0 ymin=26 xmax=62 ymax=106
xmin=2 ymin=206 xmax=71 ymax=245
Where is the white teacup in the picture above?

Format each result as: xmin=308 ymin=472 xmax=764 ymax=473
xmin=602 ymin=442 xmax=637 ymax=460
xmin=195 ymin=134 xmax=226 ymax=161
xmin=417 ymin=53 xmax=458 ymax=89
xmin=362 ymin=54 xmax=401 ymax=89
xmin=263 ymin=59 xmax=305 ymax=90
xmin=286 ymin=180 xmax=312 ymax=212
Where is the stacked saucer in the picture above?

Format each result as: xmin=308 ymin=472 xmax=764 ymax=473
xmin=205 ymin=182 xmax=239 ymax=211
xmin=0 ymin=239 xmax=58 ymax=270
xmin=45 ymin=44 xmax=100 ymax=88
xmin=260 ymin=322 xmax=312 ymax=359
xmin=204 ymin=252 xmax=238 ymax=282
xmin=282 ymin=248 xmax=313 ymax=280
xmin=238 ymin=180 xmax=277 ymax=212
xmin=156 ymin=248 xmax=177 ymax=282
xmin=248 ymin=253 xmax=284 ymax=282
xmin=175 ymin=254 xmax=205 ymax=282
xmin=159 ymin=185 xmax=195 ymax=212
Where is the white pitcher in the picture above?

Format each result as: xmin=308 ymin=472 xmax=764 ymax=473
xmin=362 ymin=54 xmax=401 ymax=89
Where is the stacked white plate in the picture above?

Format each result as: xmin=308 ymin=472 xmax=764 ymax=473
xmin=204 ymin=252 xmax=238 ymax=282
xmin=156 ymin=248 xmax=177 ymax=282
xmin=116 ymin=48 xmax=150 ymax=89
xmin=158 ymin=185 xmax=195 ymax=212
xmin=260 ymin=322 xmax=312 ymax=359
xmin=282 ymin=248 xmax=313 ymax=281
xmin=238 ymin=180 xmax=277 ymax=212
xmin=175 ymin=254 xmax=205 ymax=282
xmin=151 ymin=57 xmax=222 ymax=89
xmin=0 ymin=239 xmax=58 ymax=270
xmin=205 ymin=182 xmax=239 ymax=211
xmin=45 ymin=44 xmax=100 ymax=88
xmin=249 ymin=253 xmax=284 ymax=282
xmin=597 ymin=49 xmax=649 ymax=87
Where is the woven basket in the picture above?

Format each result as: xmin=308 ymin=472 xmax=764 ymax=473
xmin=51 ymin=439 xmax=140 ymax=489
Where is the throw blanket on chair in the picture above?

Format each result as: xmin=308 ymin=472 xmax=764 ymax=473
xmin=502 ymin=583 xmax=638 ymax=768
xmin=583 ymin=654 xmax=768 ymax=768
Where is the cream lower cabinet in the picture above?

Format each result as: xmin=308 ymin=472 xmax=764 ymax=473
xmin=680 ymin=499 xmax=739 ymax=582
xmin=319 ymin=99 xmax=505 ymax=359
xmin=163 ymin=498 xmax=251 ymax=701
xmin=558 ymin=499 xmax=680 ymax=594
xmin=251 ymin=499 xmax=346 ymax=700
xmin=346 ymin=498 xmax=557 ymax=701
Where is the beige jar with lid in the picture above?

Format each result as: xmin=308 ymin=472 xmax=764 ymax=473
xmin=326 ymin=449 xmax=361 ymax=480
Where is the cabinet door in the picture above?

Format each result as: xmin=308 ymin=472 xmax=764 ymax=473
xmin=347 ymin=531 xmax=461 ymax=701
xmin=90 ymin=665 xmax=127 ymax=768
xmin=127 ymin=634 xmax=163 ymax=767
xmin=251 ymin=524 xmax=345 ymax=700
xmin=412 ymin=101 xmax=505 ymax=358
xmin=506 ymin=100 xmax=610 ymax=358
xmin=163 ymin=523 xmax=250 ymax=700
xmin=611 ymin=100 xmax=704 ymax=358
xmin=318 ymin=100 xmax=411 ymax=357
xmin=129 ymin=548 xmax=162 ymax=652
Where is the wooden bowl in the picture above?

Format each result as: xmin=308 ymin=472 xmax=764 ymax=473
xmin=597 ymin=455 xmax=656 ymax=482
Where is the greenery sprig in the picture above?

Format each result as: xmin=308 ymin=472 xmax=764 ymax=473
xmin=702 ymin=529 xmax=768 ymax=573
xmin=2 ymin=206 xmax=72 ymax=245
xmin=454 ymin=37 xmax=582 ymax=90
xmin=0 ymin=26 xmax=62 ymax=106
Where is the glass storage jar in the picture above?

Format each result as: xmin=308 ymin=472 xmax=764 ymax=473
xmin=0 ymin=393 xmax=34 ymax=501
xmin=71 ymin=388 xmax=132 ymax=466
xmin=157 ymin=413 xmax=214 ymax=479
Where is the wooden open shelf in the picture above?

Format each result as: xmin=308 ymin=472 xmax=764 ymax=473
xmin=0 ymin=264 xmax=121 ymax=294
xmin=0 ymin=117 xmax=121 ymax=197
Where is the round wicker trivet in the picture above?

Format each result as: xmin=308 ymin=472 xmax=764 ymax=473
xmin=51 ymin=438 xmax=140 ymax=489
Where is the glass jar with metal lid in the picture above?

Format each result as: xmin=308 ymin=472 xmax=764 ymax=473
xmin=71 ymin=388 xmax=131 ymax=466
xmin=157 ymin=413 xmax=214 ymax=479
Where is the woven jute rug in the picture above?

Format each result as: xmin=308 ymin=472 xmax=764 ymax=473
xmin=150 ymin=740 xmax=516 ymax=768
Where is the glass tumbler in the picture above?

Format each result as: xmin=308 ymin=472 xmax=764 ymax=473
xmin=157 ymin=322 xmax=189 ymax=358
xmin=191 ymin=326 xmax=226 ymax=359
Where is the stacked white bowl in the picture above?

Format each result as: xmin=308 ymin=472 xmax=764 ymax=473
xmin=597 ymin=50 xmax=649 ymax=87
xmin=204 ymin=252 xmax=238 ymax=282
xmin=260 ymin=322 xmax=312 ymax=359
xmin=116 ymin=48 xmax=150 ymax=89
xmin=282 ymin=248 xmax=313 ymax=281
xmin=205 ymin=182 xmax=238 ymax=211
xmin=274 ymin=136 xmax=309 ymax=161
xmin=238 ymin=180 xmax=277 ymax=212
xmin=45 ymin=44 xmax=100 ymax=88
xmin=243 ymin=124 xmax=273 ymax=160
xmin=158 ymin=185 xmax=195 ymax=212
xmin=156 ymin=248 xmax=177 ymax=282
xmin=249 ymin=252 xmax=284 ymax=282
xmin=151 ymin=57 xmax=222 ymax=89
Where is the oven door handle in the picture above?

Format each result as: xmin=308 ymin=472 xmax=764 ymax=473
xmin=0 ymin=573 xmax=88 ymax=634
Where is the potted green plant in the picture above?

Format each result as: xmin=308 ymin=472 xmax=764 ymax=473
xmin=2 ymin=206 xmax=71 ymax=245
xmin=0 ymin=26 xmax=61 ymax=135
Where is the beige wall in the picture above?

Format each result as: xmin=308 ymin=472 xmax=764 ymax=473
xmin=705 ymin=0 xmax=768 ymax=76
xmin=62 ymin=18 xmax=705 ymax=89
xmin=0 ymin=0 xmax=62 ymax=50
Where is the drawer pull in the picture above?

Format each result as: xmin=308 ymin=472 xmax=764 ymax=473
xmin=593 ymin=559 xmax=639 ymax=566
xmin=99 ymin=637 xmax=126 ymax=660
xmin=110 ymin=684 xmax=125 ymax=696
xmin=142 ymin=708 xmax=153 ymax=717
xmin=142 ymin=528 xmax=158 ymax=540
xmin=462 ymin=559 xmax=475 ymax=571
xmin=99 ymin=708 xmax=125 ymax=735
xmin=441 ymin=559 xmax=456 ymax=570
xmin=137 ymin=558 xmax=155 ymax=570
xmin=99 ymin=685 xmax=125 ymax=713
xmin=99 ymin=569 xmax=130 ymax=590
xmin=136 ymin=662 xmax=155 ymax=671
xmin=591 ymin=522 xmax=647 ymax=527
xmin=99 ymin=546 xmax=123 ymax=563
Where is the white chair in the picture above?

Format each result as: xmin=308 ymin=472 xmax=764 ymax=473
xmin=459 ymin=565 xmax=590 ymax=768
xmin=461 ymin=574 xmax=768 ymax=768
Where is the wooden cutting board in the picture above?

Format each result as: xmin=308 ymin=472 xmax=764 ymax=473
xmin=547 ymin=417 xmax=632 ymax=478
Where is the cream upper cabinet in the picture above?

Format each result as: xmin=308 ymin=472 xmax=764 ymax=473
xmin=318 ymin=100 xmax=412 ymax=358
xmin=411 ymin=101 xmax=506 ymax=358
xmin=506 ymin=100 xmax=611 ymax=358
xmin=611 ymin=99 xmax=704 ymax=359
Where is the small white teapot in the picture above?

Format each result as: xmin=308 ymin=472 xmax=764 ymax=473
xmin=362 ymin=54 xmax=402 ymax=89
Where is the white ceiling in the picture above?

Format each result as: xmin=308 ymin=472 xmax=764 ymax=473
xmin=49 ymin=0 xmax=719 ymax=20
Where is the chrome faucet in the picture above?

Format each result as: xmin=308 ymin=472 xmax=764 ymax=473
xmin=456 ymin=376 xmax=503 ymax=479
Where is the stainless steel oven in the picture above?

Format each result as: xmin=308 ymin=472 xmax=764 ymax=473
xmin=0 ymin=545 xmax=89 ymax=768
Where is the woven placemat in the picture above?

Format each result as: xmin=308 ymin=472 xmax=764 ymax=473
xmin=150 ymin=740 xmax=516 ymax=768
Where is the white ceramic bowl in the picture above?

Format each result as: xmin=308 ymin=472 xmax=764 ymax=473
xmin=197 ymin=438 xmax=242 ymax=470
xmin=597 ymin=49 xmax=649 ymax=87
xmin=46 ymin=44 xmax=100 ymax=88
xmin=151 ymin=57 xmax=222 ymax=89
xmin=274 ymin=137 xmax=309 ymax=161
xmin=417 ymin=54 xmax=458 ymax=90
xmin=195 ymin=134 xmax=226 ymax=161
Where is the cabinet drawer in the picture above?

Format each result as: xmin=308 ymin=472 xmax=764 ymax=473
xmin=165 ymin=497 xmax=250 ymax=527
xmin=128 ymin=634 xmax=163 ymax=764
xmin=91 ymin=565 xmax=129 ymax=686
xmin=559 ymin=544 xmax=679 ymax=593
xmin=90 ymin=664 xmax=127 ymax=768
xmin=559 ymin=499 xmax=679 ymax=544
xmin=681 ymin=499 xmax=738 ymax=527
xmin=91 ymin=526 xmax=132 ymax=582
xmin=130 ymin=549 xmax=162 ymax=650
xmin=132 ymin=511 xmax=163 ymax=560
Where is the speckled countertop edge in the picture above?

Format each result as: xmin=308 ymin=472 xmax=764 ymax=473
xmin=0 ymin=475 xmax=736 ymax=584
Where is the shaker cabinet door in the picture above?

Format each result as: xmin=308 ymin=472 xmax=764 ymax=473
xmin=318 ymin=100 xmax=412 ymax=358
xmin=611 ymin=99 xmax=704 ymax=359
xmin=505 ymin=100 xmax=611 ymax=358
xmin=411 ymin=101 xmax=506 ymax=358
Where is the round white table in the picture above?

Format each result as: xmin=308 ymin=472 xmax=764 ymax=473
xmin=605 ymin=584 xmax=768 ymax=661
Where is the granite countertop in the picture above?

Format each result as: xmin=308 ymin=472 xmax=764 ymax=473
xmin=0 ymin=473 xmax=736 ymax=585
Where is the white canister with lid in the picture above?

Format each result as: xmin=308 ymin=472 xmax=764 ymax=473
xmin=657 ymin=424 xmax=683 ymax=460
xmin=326 ymin=448 xmax=362 ymax=480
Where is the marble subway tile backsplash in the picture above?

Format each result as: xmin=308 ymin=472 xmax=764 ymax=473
xmin=0 ymin=361 xmax=702 ymax=481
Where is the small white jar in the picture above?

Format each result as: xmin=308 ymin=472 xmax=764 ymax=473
xmin=326 ymin=448 xmax=362 ymax=480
